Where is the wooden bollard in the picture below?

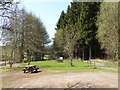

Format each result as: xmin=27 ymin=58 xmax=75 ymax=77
xmin=94 ymin=61 xmax=96 ymax=69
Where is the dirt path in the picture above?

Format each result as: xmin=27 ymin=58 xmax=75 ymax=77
xmin=95 ymin=62 xmax=118 ymax=71
xmin=2 ymin=70 xmax=118 ymax=88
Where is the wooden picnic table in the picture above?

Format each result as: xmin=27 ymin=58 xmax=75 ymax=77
xmin=22 ymin=65 xmax=39 ymax=73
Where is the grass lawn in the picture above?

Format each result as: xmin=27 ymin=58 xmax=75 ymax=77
xmin=21 ymin=60 xmax=117 ymax=73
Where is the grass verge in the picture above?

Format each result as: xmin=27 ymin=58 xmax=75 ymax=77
xmin=21 ymin=60 xmax=117 ymax=73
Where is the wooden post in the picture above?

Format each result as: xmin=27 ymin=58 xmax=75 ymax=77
xmin=87 ymin=60 xmax=89 ymax=67
xmin=94 ymin=61 xmax=96 ymax=69
xmin=89 ymin=46 xmax=92 ymax=64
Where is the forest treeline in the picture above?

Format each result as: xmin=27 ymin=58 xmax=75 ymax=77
xmin=53 ymin=2 xmax=119 ymax=64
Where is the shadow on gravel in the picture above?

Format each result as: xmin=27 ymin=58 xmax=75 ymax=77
xmin=23 ymin=70 xmax=42 ymax=74
xmin=32 ymin=70 xmax=42 ymax=73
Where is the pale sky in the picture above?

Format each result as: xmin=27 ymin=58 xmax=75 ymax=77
xmin=20 ymin=0 xmax=71 ymax=45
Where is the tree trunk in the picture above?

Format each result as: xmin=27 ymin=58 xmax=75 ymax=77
xmin=68 ymin=52 xmax=75 ymax=67
xmin=19 ymin=36 xmax=24 ymax=62
xmin=9 ymin=61 xmax=13 ymax=67
xmin=20 ymin=26 xmax=24 ymax=62
xmin=9 ymin=49 xmax=14 ymax=67
xmin=28 ymin=60 xmax=31 ymax=65
xmin=69 ymin=54 xmax=75 ymax=67
xmin=5 ymin=60 xmax=6 ymax=66
xmin=27 ymin=50 xmax=31 ymax=65
xmin=89 ymin=46 xmax=92 ymax=64
xmin=20 ymin=48 xmax=24 ymax=62
xmin=41 ymin=53 xmax=44 ymax=60
xmin=70 ymin=58 xmax=73 ymax=66
xmin=9 ymin=57 xmax=13 ymax=67
xmin=82 ymin=47 xmax=84 ymax=61
xmin=89 ymin=45 xmax=91 ymax=59
xmin=3 ymin=55 xmax=6 ymax=66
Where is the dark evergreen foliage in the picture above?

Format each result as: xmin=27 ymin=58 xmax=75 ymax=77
xmin=53 ymin=2 xmax=103 ymax=60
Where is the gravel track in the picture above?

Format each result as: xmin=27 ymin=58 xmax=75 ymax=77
xmin=2 ymin=70 xmax=118 ymax=88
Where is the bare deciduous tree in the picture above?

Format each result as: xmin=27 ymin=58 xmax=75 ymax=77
xmin=64 ymin=24 xmax=81 ymax=66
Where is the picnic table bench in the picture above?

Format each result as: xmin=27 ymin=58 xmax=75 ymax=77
xmin=22 ymin=65 xmax=39 ymax=73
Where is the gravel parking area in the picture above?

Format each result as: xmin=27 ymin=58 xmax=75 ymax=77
xmin=2 ymin=70 xmax=118 ymax=88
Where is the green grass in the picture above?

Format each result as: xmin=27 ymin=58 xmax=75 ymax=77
xmin=21 ymin=60 xmax=117 ymax=73
xmin=0 ymin=69 xmax=10 ymax=72
xmin=1 ymin=60 xmax=117 ymax=73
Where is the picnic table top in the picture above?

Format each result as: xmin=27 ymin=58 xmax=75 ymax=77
xmin=24 ymin=65 xmax=36 ymax=68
